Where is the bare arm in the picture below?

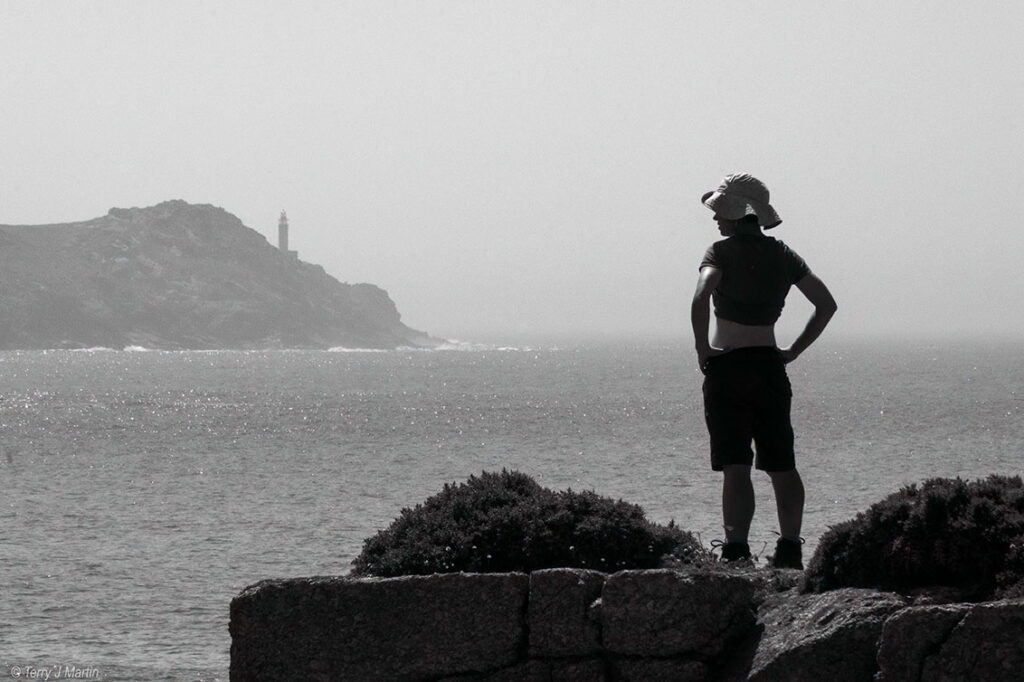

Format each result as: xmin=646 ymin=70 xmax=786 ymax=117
xmin=691 ymin=266 xmax=725 ymax=370
xmin=779 ymin=273 xmax=837 ymax=363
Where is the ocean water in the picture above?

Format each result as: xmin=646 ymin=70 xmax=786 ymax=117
xmin=0 ymin=338 xmax=1021 ymax=680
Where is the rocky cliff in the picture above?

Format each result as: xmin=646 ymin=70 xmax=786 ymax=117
xmin=229 ymin=568 xmax=1024 ymax=681
xmin=0 ymin=200 xmax=440 ymax=350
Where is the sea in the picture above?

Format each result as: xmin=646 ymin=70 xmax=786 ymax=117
xmin=1 ymin=337 xmax=1022 ymax=680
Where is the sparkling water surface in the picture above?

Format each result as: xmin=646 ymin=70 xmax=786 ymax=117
xmin=1 ymin=338 xmax=1021 ymax=680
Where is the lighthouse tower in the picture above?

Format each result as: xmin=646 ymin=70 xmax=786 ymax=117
xmin=278 ymin=210 xmax=298 ymax=259
xmin=278 ymin=210 xmax=289 ymax=252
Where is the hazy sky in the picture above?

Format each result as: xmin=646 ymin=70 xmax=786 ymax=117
xmin=3 ymin=1 xmax=1022 ymax=343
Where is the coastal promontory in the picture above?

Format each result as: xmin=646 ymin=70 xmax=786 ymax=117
xmin=0 ymin=200 xmax=439 ymax=350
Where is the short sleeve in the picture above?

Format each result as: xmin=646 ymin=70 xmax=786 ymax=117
xmin=783 ymin=244 xmax=811 ymax=283
xmin=699 ymin=244 xmax=718 ymax=271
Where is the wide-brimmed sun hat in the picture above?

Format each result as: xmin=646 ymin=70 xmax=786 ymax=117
xmin=701 ymin=173 xmax=782 ymax=229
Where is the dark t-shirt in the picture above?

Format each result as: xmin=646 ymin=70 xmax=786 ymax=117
xmin=699 ymin=234 xmax=810 ymax=325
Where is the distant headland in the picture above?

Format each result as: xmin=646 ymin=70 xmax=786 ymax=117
xmin=0 ymin=200 xmax=442 ymax=350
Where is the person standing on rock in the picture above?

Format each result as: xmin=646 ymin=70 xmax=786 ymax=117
xmin=691 ymin=173 xmax=837 ymax=569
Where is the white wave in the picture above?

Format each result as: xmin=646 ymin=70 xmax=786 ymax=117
xmin=404 ymin=339 xmax=541 ymax=352
xmin=326 ymin=340 xmax=525 ymax=353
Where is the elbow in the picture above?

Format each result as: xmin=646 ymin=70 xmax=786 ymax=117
xmin=819 ymin=299 xmax=838 ymax=319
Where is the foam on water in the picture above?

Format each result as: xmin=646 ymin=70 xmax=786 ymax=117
xmin=403 ymin=339 xmax=538 ymax=352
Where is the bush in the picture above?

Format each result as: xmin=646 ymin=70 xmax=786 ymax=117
xmin=803 ymin=475 xmax=1024 ymax=600
xmin=351 ymin=469 xmax=708 ymax=576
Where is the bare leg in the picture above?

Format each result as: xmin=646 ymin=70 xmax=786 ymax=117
xmin=722 ymin=464 xmax=754 ymax=543
xmin=767 ymin=468 xmax=805 ymax=541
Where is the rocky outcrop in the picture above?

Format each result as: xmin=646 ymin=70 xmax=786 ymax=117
xmin=876 ymin=600 xmax=1024 ymax=681
xmin=0 ymin=200 xmax=440 ymax=349
xmin=230 ymin=568 xmax=1024 ymax=681
xmin=748 ymin=588 xmax=907 ymax=681
xmin=230 ymin=573 xmax=527 ymax=681
xmin=527 ymin=568 xmax=605 ymax=658
xmin=600 ymin=570 xmax=758 ymax=661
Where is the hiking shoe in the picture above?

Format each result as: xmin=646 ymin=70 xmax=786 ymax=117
xmin=712 ymin=540 xmax=752 ymax=562
xmin=771 ymin=537 xmax=804 ymax=570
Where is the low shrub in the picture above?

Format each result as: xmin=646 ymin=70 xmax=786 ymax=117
xmin=351 ymin=469 xmax=708 ymax=576
xmin=803 ymin=474 xmax=1024 ymax=600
